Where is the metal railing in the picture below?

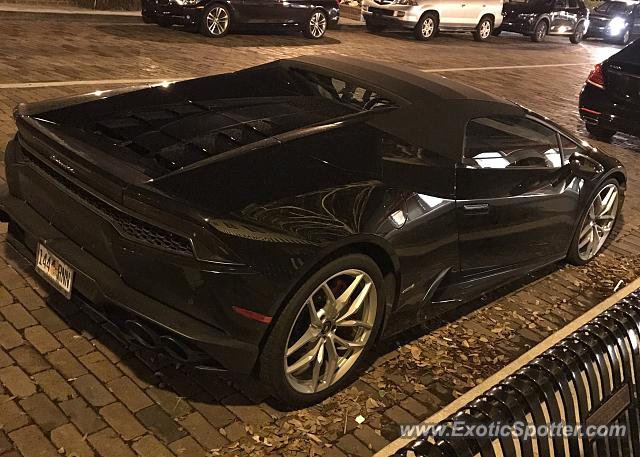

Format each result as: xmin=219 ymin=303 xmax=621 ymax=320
xmin=393 ymin=289 xmax=640 ymax=457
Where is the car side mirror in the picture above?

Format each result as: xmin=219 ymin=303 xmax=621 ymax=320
xmin=570 ymin=151 xmax=604 ymax=177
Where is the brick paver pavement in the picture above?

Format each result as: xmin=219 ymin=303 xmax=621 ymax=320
xmin=1 ymin=10 xmax=640 ymax=457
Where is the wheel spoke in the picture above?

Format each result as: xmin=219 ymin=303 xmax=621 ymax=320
xmin=335 ymin=274 xmax=363 ymax=311
xmin=333 ymin=334 xmax=366 ymax=350
xmin=287 ymin=339 xmax=322 ymax=375
xmin=323 ymin=337 xmax=339 ymax=386
xmin=306 ymin=299 xmax=322 ymax=327
xmin=337 ymin=281 xmax=371 ymax=323
xmin=286 ymin=326 xmax=319 ymax=357
xmin=310 ymin=341 xmax=325 ymax=391
xmin=336 ymin=320 xmax=373 ymax=330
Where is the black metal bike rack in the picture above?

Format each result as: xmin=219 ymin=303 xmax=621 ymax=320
xmin=395 ymin=290 xmax=640 ymax=457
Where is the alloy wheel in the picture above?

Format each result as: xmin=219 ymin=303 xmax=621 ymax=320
xmin=422 ymin=18 xmax=435 ymax=38
xmin=479 ymin=20 xmax=491 ymax=39
xmin=537 ymin=22 xmax=547 ymax=40
xmin=284 ymin=269 xmax=377 ymax=394
xmin=622 ymin=29 xmax=630 ymax=44
xmin=309 ymin=12 xmax=327 ymax=38
xmin=578 ymin=183 xmax=619 ymax=261
xmin=206 ymin=6 xmax=229 ymax=36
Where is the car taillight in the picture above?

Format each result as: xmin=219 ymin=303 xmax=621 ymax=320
xmin=586 ymin=63 xmax=605 ymax=89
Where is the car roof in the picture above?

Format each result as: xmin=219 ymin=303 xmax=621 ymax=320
xmin=280 ymin=55 xmax=510 ymax=106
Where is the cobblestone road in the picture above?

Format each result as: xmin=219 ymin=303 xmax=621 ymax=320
xmin=1 ymin=10 xmax=640 ymax=457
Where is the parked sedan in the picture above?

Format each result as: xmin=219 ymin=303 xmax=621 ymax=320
xmin=585 ymin=0 xmax=640 ymax=45
xmin=1 ymin=57 xmax=625 ymax=407
xmin=580 ymin=39 xmax=640 ymax=140
xmin=497 ymin=0 xmax=589 ymax=42
xmin=141 ymin=0 xmax=339 ymax=38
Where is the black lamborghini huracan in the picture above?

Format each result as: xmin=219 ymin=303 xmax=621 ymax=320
xmin=0 ymin=57 xmax=626 ymax=407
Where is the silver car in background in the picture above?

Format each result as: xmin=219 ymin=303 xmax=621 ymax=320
xmin=361 ymin=0 xmax=504 ymax=40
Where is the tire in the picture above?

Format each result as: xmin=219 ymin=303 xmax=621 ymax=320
xmin=260 ymin=254 xmax=385 ymax=408
xmin=567 ymin=178 xmax=622 ymax=265
xmin=365 ymin=20 xmax=385 ymax=33
xmin=531 ymin=19 xmax=548 ymax=42
xmin=586 ymin=123 xmax=616 ymax=141
xmin=303 ymin=10 xmax=328 ymax=39
xmin=618 ymin=28 xmax=631 ymax=45
xmin=200 ymin=3 xmax=231 ymax=38
xmin=414 ymin=12 xmax=438 ymax=41
xmin=569 ymin=20 xmax=585 ymax=44
xmin=473 ymin=16 xmax=493 ymax=41
xmin=157 ymin=18 xmax=172 ymax=27
xmin=141 ymin=14 xmax=154 ymax=24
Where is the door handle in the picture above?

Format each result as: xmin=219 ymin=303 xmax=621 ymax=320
xmin=463 ymin=203 xmax=490 ymax=215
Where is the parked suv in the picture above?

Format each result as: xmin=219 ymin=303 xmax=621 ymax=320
xmin=497 ymin=0 xmax=589 ymax=42
xmin=585 ymin=0 xmax=640 ymax=45
xmin=361 ymin=0 xmax=504 ymax=41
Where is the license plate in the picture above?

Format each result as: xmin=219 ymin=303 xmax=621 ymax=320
xmin=35 ymin=243 xmax=74 ymax=298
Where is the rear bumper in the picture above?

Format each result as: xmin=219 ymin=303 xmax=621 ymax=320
xmin=579 ymin=83 xmax=640 ymax=138
xmin=0 ymin=191 xmax=260 ymax=373
xmin=0 ymin=139 xmax=268 ymax=374
xmin=141 ymin=0 xmax=203 ymax=25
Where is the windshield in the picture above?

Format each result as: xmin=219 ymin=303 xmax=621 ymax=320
xmin=594 ymin=1 xmax=632 ymax=14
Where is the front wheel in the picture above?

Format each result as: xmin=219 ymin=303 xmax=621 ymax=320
xmin=569 ymin=21 xmax=585 ymax=44
xmin=531 ymin=20 xmax=548 ymax=42
xmin=618 ymin=28 xmax=631 ymax=45
xmin=415 ymin=13 xmax=438 ymax=41
xmin=473 ymin=16 xmax=493 ymax=41
xmin=200 ymin=4 xmax=231 ymax=38
xmin=303 ymin=10 xmax=328 ymax=39
xmin=567 ymin=179 xmax=622 ymax=265
xmin=260 ymin=254 xmax=385 ymax=408
xmin=586 ymin=123 xmax=616 ymax=141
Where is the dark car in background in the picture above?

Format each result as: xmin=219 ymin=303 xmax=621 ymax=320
xmin=585 ymin=0 xmax=640 ymax=45
xmin=141 ymin=0 xmax=339 ymax=38
xmin=0 ymin=57 xmax=626 ymax=407
xmin=497 ymin=0 xmax=589 ymax=42
xmin=580 ymin=39 xmax=640 ymax=141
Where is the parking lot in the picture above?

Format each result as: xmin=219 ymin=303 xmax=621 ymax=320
xmin=1 ymin=9 xmax=640 ymax=457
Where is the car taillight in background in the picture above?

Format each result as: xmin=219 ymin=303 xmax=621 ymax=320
xmin=586 ymin=63 xmax=605 ymax=89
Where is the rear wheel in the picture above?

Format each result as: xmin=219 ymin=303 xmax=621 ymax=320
xmin=304 ymin=10 xmax=328 ymax=39
xmin=567 ymin=179 xmax=622 ymax=265
xmin=473 ymin=16 xmax=493 ymax=41
xmin=414 ymin=13 xmax=438 ymax=40
xmin=586 ymin=123 xmax=616 ymax=141
xmin=569 ymin=21 xmax=585 ymax=43
xmin=200 ymin=4 xmax=231 ymax=38
xmin=260 ymin=254 xmax=385 ymax=408
xmin=531 ymin=20 xmax=548 ymax=42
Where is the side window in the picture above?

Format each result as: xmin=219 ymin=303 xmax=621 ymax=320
xmin=555 ymin=0 xmax=567 ymax=9
xmin=568 ymin=0 xmax=577 ymax=8
xmin=464 ymin=116 xmax=562 ymax=169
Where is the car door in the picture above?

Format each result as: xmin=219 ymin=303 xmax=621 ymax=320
xmin=564 ymin=0 xmax=580 ymax=31
xmin=460 ymin=0 xmax=485 ymax=26
xmin=241 ymin=0 xmax=290 ymax=23
xmin=550 ymin=0 xmax=569 ymax=32
xmin=439 ymin=0 xmax=470 ymax=27
xmin=455 ymin=115 xmax=581 ymax=280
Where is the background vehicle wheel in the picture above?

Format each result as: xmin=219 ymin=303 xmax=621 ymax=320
xmin=492 ymin=28 xmax=502 ymax=36
xmin=618 ymin=28 xmax=631 ymax=45
xmin=303 ymin=10 xmax=328 ymax=39
xmin=569 ymin=21 xmax=585 ymax=43
xmin=365 ymin=20 xmax=385 ymax=33
xmin=260 ymin=254 xmax=385 ymax=408
xmin=531 ymin=20 xmax=548 ymax=42
xmin=473 ymin=16 xmax=493 ymax=41
xmin=414 ymin=13 xmax=438 ymax=41
xmin=200 ymin=4 xmax=231 ymax=38
xmin=157 ymin=18 xmax=172 ymax=27
xmin=141 ymin=14 xmax=154 ymax=24
xmin=586 ymin=123 xmax=616 ymax=141
xmin=567 ymin=179 xmax=622 ymax=265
